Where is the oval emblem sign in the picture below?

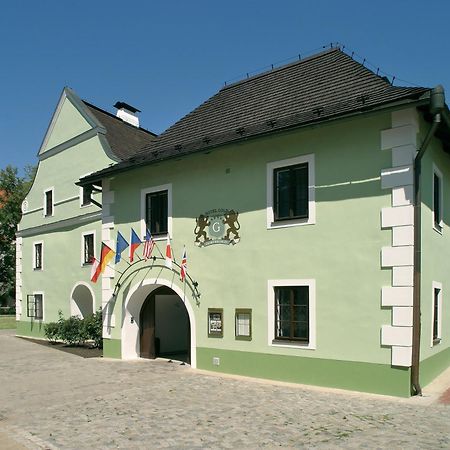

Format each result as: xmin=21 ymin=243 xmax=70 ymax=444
xmin=194 ymin=209 xmax=240 ymax=247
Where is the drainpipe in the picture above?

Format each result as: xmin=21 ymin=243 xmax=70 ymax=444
xmin=411 ymin=85 xmax=445 ymax=395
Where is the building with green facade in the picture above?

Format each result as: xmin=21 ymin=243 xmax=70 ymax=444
xmin=17 ymin=48 xmax=450 ymax=397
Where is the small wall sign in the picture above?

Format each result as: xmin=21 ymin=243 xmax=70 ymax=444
xmin=194 ymin=209 xmax=240 ymax=247
xmin=208 ymin=308 xmax=223 ymax=337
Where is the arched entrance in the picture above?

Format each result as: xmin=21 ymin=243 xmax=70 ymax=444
xmin=70 ymin=282 xmax=95 ymax=318
xmin=121 ymin=278 xmax=197 ymax=367
xmin=140 ymin=286 xmax=190 ymax=363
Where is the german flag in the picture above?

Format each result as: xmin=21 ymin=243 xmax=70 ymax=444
xmin=91 ymin=243 xmax=115 ymax=283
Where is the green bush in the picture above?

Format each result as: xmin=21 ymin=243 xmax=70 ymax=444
xmin=82 ymin=309 xmax=103 ymax=349
xmin=43 ymin=321 xmax=60 ymax=343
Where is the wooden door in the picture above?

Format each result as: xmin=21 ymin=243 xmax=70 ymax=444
xmin=140 ymin=295 xmax=155 ymax=359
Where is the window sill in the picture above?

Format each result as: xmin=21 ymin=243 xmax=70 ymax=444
xmin=268 ymin=217 xmax=314 ymax=230
xmin=235 ymin=336 xmax=252 ymax=341
xmin=433 ymin=224 xmax=443 ymax=235
xmin=271 ymin=339 xmax=314 ymax=350
xmin=33 ymin=268 xmax=42 ymax=271
xmin=433 ymin=338 xmax=441 ymax=346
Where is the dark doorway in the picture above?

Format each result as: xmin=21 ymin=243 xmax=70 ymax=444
xmin=140 ymin=286 xmax=190 ymax=364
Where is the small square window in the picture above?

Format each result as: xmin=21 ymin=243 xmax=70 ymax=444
xmin=83 ymin=234 xmax=95 ymax=264
xmin=208 ymin=308 xmax=223 ymax=338
xmin=33 ymin=242 xmax=43 ymax=270
xmin=81 ymin=186 xmax=92 ymax=207
xmin=235 ymin=309 xmax=252 ymax=340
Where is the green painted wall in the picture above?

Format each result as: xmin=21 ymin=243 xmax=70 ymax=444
xmin=418 ymin=130 xmax=450 ymax=380
xmin=103 ymin=338 xmax=121 ymax=359
xmin=41 ymin=97 xmax=92 ymax=153
xmin=110 ymin=112 xmax=394 ymax=367
xmin=197 ymin=348 xmax=411 ymax=397
xmin=16 ymin=320 xmax=46 ymax=338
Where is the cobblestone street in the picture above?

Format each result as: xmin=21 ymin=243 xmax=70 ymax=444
xmin=1 ymin=329 xmax=449 ymax=449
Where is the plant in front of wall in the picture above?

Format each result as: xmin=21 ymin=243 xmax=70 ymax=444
xmin=43 ymin=321 xmax=61 ymax=344
xmin=82 ymin=308 xmax=103 ymax=349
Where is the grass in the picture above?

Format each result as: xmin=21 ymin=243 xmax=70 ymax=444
xmin=0 ymin=315 xmax=16 ymax=330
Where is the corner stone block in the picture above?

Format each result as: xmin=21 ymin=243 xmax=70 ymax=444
xmin=381 ymin=325 xmax=412 ymax=347
xmin=392 ymin=186 xmax=413 ymax=207
xmin=381 ymin=125 xmax=416 ymax=150
xmin=392 ymin=226 xmax=414 ymax=246
xmin=392 ymin=346 xmax=412 ymax=367
xmin=392 ymin=266 xmax=414 ymax=286
xmin=392 ymin=307 xmax=413 ymax=326
xmin=381 ymin=205 xmax=414 ymax=228
xmin=381 ymin=286 xmax=413 ymax=306
xmin=381 ymin=165 xmax=413 ymax=189
xmin=392 ymin=145 xmax=415 ymax=167
xmin=391 ymin=109 xmax=419 ymax=130
xmin=381 ymin=246 xmax=413 ymax=267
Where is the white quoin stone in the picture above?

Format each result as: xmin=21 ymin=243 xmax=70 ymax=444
xmin=392 ymin=307 xmax=413 ymax=326
xmin=391 ymin=109 xmax=419 ymax=130
xmin=381 ymin=325 xmax=413 ymax=347
xmin=381 ymin=125 xmax=417 ymax=150
xmin=392 ymin=145 xmax=415 ymax=167
xmin=392 ymin=266 xmax=414 ymax=286
xmin=392 ymin=226 xmax=414 ymax=246
xmin=381 ymin=246 xmax=414 ymax=267
xmin=381 ymin=286 xmax=413 ymax=307
xmin=392 ymin=186 xmax=413 ymax=206
xmin=381 ymin=205 xmax=414 ymax=228
xmin=381 ymin=165 xmax=413 ymax=189
xmin=392 ymin=345 xmax=412 ymax=367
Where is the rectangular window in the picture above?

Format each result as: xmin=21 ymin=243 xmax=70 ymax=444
xmin=44 ymin=189 xmax=53 ymax=217
xmin=208 ymin=308 xmax=223 ymax=338
xmin=27 ymin=294 xmax=43 ymax=320
xmin=432 ymin=285 xmax=442 ymax=345
xmin=33 ymin=242 xmax=43 ymax=270
xmin=235 ymin=309 xmax=252 ymax=340
xmin=83 ymin=234 xmax=95 ymax=264
xmin=274 ymin=163 xmax=308 ymax=221
xmin=433 ymin=171 xmax=442 ymax=230
xmin=274 ymin=286 xmax=309 ymax=342
xmin=145 ymin=190 xmax=168 ymax=236
xmin=81 ymin=186 xmax=92 ymax=207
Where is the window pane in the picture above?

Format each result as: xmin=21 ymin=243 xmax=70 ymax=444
xmin=45 ymin=191 xmax=53 ymax=216
xmin=82 ymin=187 xmax=91 ymax=206
xmin=433 ymin=288 xmax=440 ymax=341
xmin=293 ymin=321 xmax=308 ymax=339
xmin=35 ymin=244 xmax=42 ymax=269
xmin=84 ymin=235 xmax=94 ymax=264
xmin=434 ymin=174 xmax=441 ymax=227
xmin=34 ymin=294 xmax=43 ymax=320
xmin=293 ymin=165 xmax=308 ymax=218
xmin=146 ymin=191 xmax=168 ymax=235
xmin=275 ymin=169 xmax=290 ymax=219
xmin=236 ymin=312 xmax=251 ymax=337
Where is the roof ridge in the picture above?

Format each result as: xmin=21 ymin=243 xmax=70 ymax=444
xmin=221 ymin=47 xmax=341 ymax=91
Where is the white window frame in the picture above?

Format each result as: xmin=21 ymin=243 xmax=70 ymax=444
xmin=140 ymin=183 xmax=172 ymax=240
xmin=266 ymin=153 xmax=315 ymax=229
xmin=268 ymin=279 xmax=316 ymax=350
xmin=431 ymin=281 xmax=443 ymax=346
xmin=32 ymin=241 xmax=44 ymax=270
xmin=432 ymin=164 xmax=443 ymax=233
xmin=43 ymin=187 xmax=54 ymax=217
xmin=31 ymin=291 xmax=44 ymax=321
xmin=81 ymin=231 xmax=96 ymax=266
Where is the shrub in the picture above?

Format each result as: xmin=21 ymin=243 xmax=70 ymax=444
xmin=83 ymin=309 xmax=103 ymax=348
xmin=43 ymin=321 xmax=60 ymax=344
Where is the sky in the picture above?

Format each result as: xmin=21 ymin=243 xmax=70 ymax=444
xmin=1 ymin=0 xmax=450 ymax=176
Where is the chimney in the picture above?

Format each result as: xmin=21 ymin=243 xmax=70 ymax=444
xmin=114 ymin=101 xmax=140 ymax=127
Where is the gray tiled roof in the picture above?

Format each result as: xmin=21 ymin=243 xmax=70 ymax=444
xmin=83 ymin=102 xmax=156 ymax=160
xmin=81 ymin=48 xmax=429 ymax=183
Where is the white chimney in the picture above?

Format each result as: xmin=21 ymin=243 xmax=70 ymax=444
xmin=114 ymin=101 xmax=140 ymax=127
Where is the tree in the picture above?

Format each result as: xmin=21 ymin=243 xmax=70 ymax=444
xmin=0 ymin=165 xmax=35 ymax=307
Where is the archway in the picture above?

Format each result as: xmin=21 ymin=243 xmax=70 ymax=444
xmin=70 ymin=282 xmax=95 ymax=318
xmin=121 ymin=278 xmax=197 ymax=368
xmin=140 ymin=286 xmax=190 ymax=363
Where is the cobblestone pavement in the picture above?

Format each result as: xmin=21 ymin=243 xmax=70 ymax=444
xmin=1 ymin=329 xmax=449 ymax=449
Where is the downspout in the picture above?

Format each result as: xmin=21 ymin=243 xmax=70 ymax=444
xmin=411 ymin=85 xmax=445 ymax=395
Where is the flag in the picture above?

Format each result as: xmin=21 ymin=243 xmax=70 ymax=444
xmin=143 ymin=229 xmax=155 ymax=260
xmin=115 ymin=231 xmax=129 ymax=264
xmin=165 ymin=235 xmax=173 ymax=269
xmin=90 ymin=257 xmax=99 ymax=282
xmin=180 ymin=246 xmax=187 ymax=282
xmin=91 ymin=244 xmax=115 ymax=283
xmin=130 ymin=228 xmax=141 ymax=262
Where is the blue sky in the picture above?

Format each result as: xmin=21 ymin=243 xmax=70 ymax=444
xmin=1 ymin=1 xmax=449 ymax=175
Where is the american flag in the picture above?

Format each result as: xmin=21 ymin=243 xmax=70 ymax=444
xmin=180 ymin=246 xmax=187 ymax=282
xmin=143 ymin=229 xmax=155 ymax=260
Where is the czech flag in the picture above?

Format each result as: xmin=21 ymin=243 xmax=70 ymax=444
xmin=130 ymin=228 xmax=141 ymax=262
xmin=91 ymin=244 xmax=115 ymax=283
xmin=180 ymin=246 xmax=187 ymax=282
xmin=115 ymin=231 xmax=129 ymax=264
xmin=165 ymin=235 xmax=173 ymax=269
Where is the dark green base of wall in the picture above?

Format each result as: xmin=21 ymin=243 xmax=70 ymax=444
xmin=197 ymin=348 xmax=411 ymax=397
xmin=420 ymin=347 xmax=450 ymax=388
xmin=16 ymin=320 xmax=46 ymax=339
xmin=103 ymin=338 xmax=121 ymax=359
